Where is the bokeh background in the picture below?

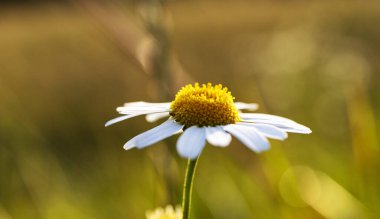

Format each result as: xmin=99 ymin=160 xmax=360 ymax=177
xmin=1 ymin=0 xmax=380 ymax=218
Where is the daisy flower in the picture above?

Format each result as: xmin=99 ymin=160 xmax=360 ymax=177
xmin=146 ymin=205 xmax=182 ymax=219
xmin=106 ymin=83 xmax=311 ymax=159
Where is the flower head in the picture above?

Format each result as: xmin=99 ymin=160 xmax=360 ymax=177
xmin=170 ymin=83 xmax=240 ymax=127
xmin=106 ymin=83 xmax=311 ymax=159
xmin=146 ymin=205 xmax=182 ymax=219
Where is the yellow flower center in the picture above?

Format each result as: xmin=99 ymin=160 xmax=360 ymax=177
xmin=170 ymin=83 xmax=240 ymax=127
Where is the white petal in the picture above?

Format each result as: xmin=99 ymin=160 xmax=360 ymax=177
xmin=105 ymin=114 xmax=141 ymax=127
xmin=234 ymin=102 xmax=259 ymax=111
xmin=205 ymin=126 xmax=232 ymax=147
xmin=116 ymin=102 xmax=170 ymax=114
xmin=123 ymin=101 xmax=171 ymax=107
xmin=240 ymin=113 xmax=299 ymax=124
xmin=117 ymin=106 xmax=170 ymax=115
xmin=261 ymin=122 xmax=311 ymax=134
xmin=238 ymin=122 xmax=288 ymax=140
xmin=241 ymin=119 xmax=311 ymax=134
xmin=124 ymin=119 xmax=183 ymax=150
xmin=277 ymin=127 xmax=312 ymax=134
xmin=145 ymin=112 xmax=170 ymax=123
xmin=240 ymin=113 xmax=311 ymax=134
xmin=177 ymin=126 xmax=206 ymax=159
xmin=223 ymin=124 xmax=270 ymax=153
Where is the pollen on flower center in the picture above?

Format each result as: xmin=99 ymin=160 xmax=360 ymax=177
xmin=170 ymin=83 xmax=240 ymax=127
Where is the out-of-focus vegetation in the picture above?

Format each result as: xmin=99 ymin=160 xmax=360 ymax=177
xmin=1 ymin=1 xmax=380 ymax=218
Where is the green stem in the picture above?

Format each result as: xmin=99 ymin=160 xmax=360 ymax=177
xmin=182 ymin=158 xmax=199 ymax=219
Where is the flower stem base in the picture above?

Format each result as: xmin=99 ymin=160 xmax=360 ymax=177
xmin=182 ymin=158 xmax=198 ymax=219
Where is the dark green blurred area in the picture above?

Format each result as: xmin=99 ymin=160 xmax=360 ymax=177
xmin=1 ymin=1 xmax=380 ymax=219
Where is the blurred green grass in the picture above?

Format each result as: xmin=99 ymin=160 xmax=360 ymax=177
xmin=1 ymin=1 xmax=380 ymax=218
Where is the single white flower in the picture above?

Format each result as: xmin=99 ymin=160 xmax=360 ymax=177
xmin=146 ymin=205 xmax=182 ymax=219
xmin=106 ymin=83 xmax=311 ymax=159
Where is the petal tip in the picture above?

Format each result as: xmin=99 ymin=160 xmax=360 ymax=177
xmin=249 ymin=103 xmax=259 ymax=111
xmin=188 ymin=156 xmax=199 ymax=160
xmin=300 ymin=126 xmax=312 ymax=134
xmin=257 ymin=145 xmax=271 ymax=153
xmin=123 ymin=142 xmax=135 ymax=150
xmin=178 ymin=152 xmax=199 ymax=160
xmin=104 ymin=121 xmax=112 ymax=127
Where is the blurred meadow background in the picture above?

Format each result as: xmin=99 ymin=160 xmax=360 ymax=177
xmin=1 ymin=0 xmax=380 ymax=218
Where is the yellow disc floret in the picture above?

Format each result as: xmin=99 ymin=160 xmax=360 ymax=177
xmin=170 ymin=83 xmax=240 ymax=127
